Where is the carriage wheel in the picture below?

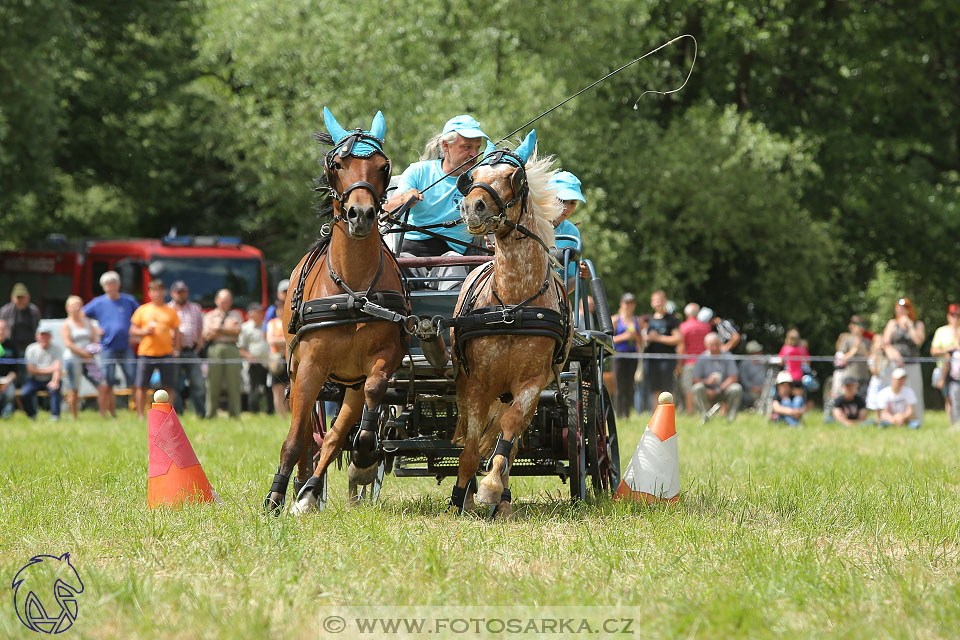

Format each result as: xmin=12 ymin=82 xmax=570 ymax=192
xmin=586 ymin=369 xmax=621 ymax=495
xmin=565 ymin=362 xmax=587 ymax=501
xmin=597 ymin=387 xmax=621 ymax=492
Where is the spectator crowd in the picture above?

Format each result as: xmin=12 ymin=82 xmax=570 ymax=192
xmin=0 ymin=275 xmax=291 ymax=421
xmin=0 ymin=276 xmax=954 ymax=432
xmin=608 ymin=292 xmax=956 ymax=430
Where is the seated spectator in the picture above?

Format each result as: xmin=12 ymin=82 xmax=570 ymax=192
xmin=772 ymin=370 xmax=805 ymax=426
xmin=697 ymin=307 xmax=741 ymax=352
xmin=876 ymin=367 xmax=921 ymax=429
xmin=691 ymin=333 xmax=743 ymax=423
xmin=20 ymin=326 xmax=63 ymax=421
xmin=679 ymin=302 xmax=711 ymax=415
xmin=61 ymin=295 xmax=108 ymax=418
xmin=0 ymin=319 xmax=17 ymax=419
xmin=739 ymin=341 xmax=767 ymax=409
xmin=831 ymin=376 xmax=869 ymax=427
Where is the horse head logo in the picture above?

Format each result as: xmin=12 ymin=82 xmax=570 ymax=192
xmin=12 ymin=553 xmax=84 ymax=634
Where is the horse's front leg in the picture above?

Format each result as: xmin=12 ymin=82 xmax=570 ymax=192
xmin=347 ymin=354 xmax=395 ymax=498
xmin=449 ymin=388 xmax=485 ymax=515
xmin=477 ymin=377 xmax=545 ymax=508
xmin=265 ymin=361 xmax=328 ymax=514
xmin=289 ymin=387 xmax=364 ymax=515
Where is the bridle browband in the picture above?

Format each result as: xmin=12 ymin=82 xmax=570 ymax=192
xmin=321 ymin=128 xmax=392 ymax=220
xmin=456 ymin=149 xmax=529 ymax=229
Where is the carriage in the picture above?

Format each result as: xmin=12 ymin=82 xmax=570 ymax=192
xmin=265 ymin=109 xmax=622 ymax=516
xmin=307 ymin=238 xmax=621 ymax=503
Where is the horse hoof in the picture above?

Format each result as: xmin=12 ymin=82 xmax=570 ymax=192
xmin=348 ymin=461 xmax=379 ymax=486
xmin=476 ymin=476 xmax=503 ymax=505
xmin=289 ymin=495 xmax=318 ymax=516
xmin=262 ymin=492 xmax=285 ymax=516
xmin=491 ymin=500 xmax=513 ymax=520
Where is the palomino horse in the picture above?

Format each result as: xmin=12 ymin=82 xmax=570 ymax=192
xmin=264 ymin=108 xmax=409 ymax=515
xmin=448 ymin=130 xmax=572 ymax=519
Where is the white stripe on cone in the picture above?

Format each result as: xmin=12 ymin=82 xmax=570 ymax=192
xmin=621 ymin=428 xmax=679 ymax=500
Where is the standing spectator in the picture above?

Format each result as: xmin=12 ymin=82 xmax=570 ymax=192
xmin=239 ymin=303 xmax=270 ymax=413
xmin=882 ymin=297 xmax=925 ymax=423
xmin=266 ymin=315 xmax=289 ymax=417
xmin=0 ymin=283 xmax=41 ymax=356
xmin=130 ymin=280 xmax=180 ymax=419
xmin=679 ymin=302 xmax=711 ymax=415
xmin=876 ymin=367 xmax=921 ymax=428
xmin=691 ymin=333 xmax=743 ymax=422
xmin=739 ymin=340 xmax=767 ymax=409
xmin=771 ymin=371 xmax=805 ymax=426
xmin=203 ymin=289 xmax=243 ymax=418
xmin=697 ymin=307 xmax=741 ymax=352
xmin=168 ymin=280 xmax=206 ymax=417
xmin=611 ymin=293 xmax=641 ymax=419
xmin=929 ymin=303 xmax=960 ymax=424
xmin=643 ymin=290 xmax=683 ymax=408
xmin=61 ymin=296 xmax=108 ymax=418
xmin=778 ymin=329 xmax=809 ymax=382
xmin=263 ymin=279 xmax=289 ymax=332
xmin=866 ymin=334 xmax=893 ymax=412
xmin=83 ymin=271 xmax=139 ymax=417
xmin=21 ymin=326 xmax=63 ymax=421
xmin=837 ymin=316 xmax=871 ymax=389
xmin=832 ymin=377 xmax=869 ymax=427
xmin=0 ymin=319 xmax=18 ymax=418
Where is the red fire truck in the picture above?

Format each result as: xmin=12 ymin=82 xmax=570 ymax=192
xmin=0 ymin=235 xmax=268 ymax=317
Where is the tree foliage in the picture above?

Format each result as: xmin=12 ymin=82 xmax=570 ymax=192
xmin=2 ymin=0 xmax=959 ymax=352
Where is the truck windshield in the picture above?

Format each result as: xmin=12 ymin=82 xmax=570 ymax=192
xmin=149 ymin=257 xmax=262 ymax=308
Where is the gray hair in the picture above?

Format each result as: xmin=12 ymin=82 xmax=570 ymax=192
xmin=99 ymin=271 xmax=120 ymax=287
xmin=704 ymin=332 xmax=722 ymax=346
xmin=684 ymin=302 xmax=700 ymax=318
xmin=420 ymin=131 xmax=461 ymax=161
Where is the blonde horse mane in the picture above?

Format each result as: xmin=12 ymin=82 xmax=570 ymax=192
xmin=521 ymin=148 xmax=562 ymax=246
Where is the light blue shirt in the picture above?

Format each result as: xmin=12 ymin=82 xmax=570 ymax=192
xmin=554 ymin=219 xmax=581 ymax=280
xmin=396 ymin=159 xmax=475 ymax=254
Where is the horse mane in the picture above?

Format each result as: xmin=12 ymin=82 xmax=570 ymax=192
xmin=522 ymin=148 xmax=561 ymax=247
xmin=312 ymin=130 xmax=335 ymax=224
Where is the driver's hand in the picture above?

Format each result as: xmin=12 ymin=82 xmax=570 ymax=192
xmin=404 ymin=189 xmax=423 ymax=202
xmin=578 ymin=262 xmax=590 ymax=279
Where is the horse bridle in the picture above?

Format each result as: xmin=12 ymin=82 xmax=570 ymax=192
xmin=322 ymin=128 xmax=392 ymax=218
xmin=456 ymin=149 xmax=529 ymax=230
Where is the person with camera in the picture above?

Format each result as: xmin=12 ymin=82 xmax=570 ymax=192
xmin=202 ymin=289 xmax=243 ymax=418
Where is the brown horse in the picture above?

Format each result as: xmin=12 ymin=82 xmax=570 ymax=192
xmin=264 ymin=108 xmax=408 ymax=515
xmin=448 ymin=130 xmax=571 ymax=519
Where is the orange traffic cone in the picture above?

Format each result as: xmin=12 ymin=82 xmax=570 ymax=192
xmin=615 ymin=391 xmax=680 ymax=504
xmin=148 ymin=390 xmax=218 ymax=507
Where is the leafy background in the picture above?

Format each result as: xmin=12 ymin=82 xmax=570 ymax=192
xmin=3 ymin=0 xmax=959 ymax=354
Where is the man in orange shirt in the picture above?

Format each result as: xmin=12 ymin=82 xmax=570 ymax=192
xmin=130 ymin=280 xmax=181 ymax=417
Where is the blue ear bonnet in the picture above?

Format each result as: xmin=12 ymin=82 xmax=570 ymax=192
xmin=477 ymin=129 xmax=537 ymax=169
xmin=323 ymin=107 xmax=386 ymax=158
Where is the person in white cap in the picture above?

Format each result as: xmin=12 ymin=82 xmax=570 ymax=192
xmin=771 ymin=370 xmax=805 ymax=426
xmin=385 ymin=114 xmax=491 ymax=257
xmin=876 ymin=367 xmax=921 ymax=428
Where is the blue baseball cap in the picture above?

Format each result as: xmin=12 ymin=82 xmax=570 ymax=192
xmin=548 ymin=171 xmax=586 ymax=203
xmin=442 ymin=115 xmax=489 ymax=140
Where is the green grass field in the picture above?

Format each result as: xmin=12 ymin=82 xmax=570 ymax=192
xmin=2 ymin=407 xmax=959 ymax=639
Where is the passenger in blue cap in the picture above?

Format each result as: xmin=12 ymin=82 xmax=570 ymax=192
xmin=385 ymin=114 xmax=490 ymax=257
xmin=548 ymin=170 xmax=590 ymax=288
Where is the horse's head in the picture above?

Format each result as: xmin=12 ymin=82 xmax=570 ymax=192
xmin=458 ymin=129 xmax=537 ymax=236
xmin=322 ymin=107 xmax=392 ymax=239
